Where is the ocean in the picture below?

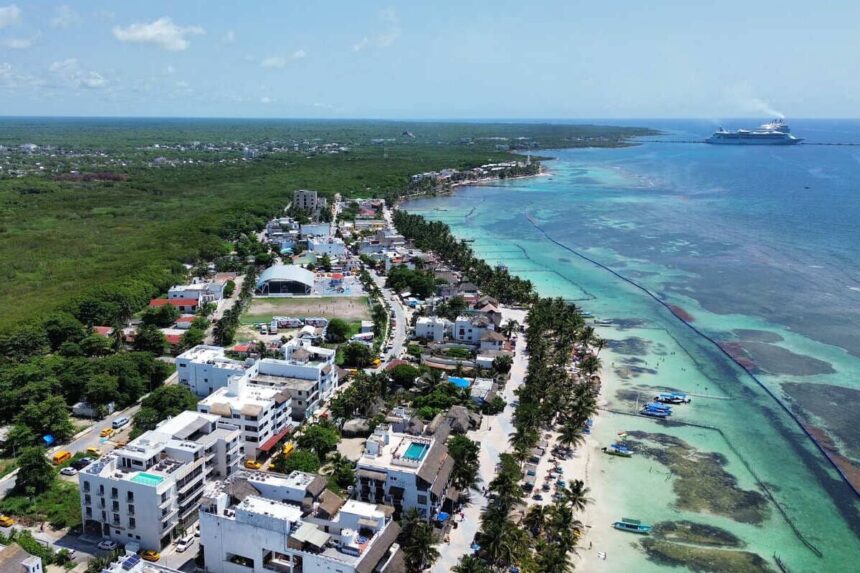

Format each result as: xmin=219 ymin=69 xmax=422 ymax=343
xmin=404 ymin=119 xmax=860 ymax=572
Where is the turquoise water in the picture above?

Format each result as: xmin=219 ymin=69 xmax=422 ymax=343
xmin=405 ymin=120 xmax=860 ymax=571
xmin=404 ymin=442 xmax=430 ymax=461
xmin=131 ymin=472 xmax=165 ymax=486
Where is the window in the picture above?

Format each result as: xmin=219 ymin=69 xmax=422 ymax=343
xmin=128 ymin=505 xmax=135 ymax=515
xmin=85 ymin=495 xmax=91 ymax=505
xmin=85 ymin=508 xmax=92 ymax=518
xmin=129 ymin=517 xmax=136 ymax=529
xmin=112 ymin=501 xmax=119 ymax=512
xmin=111 ymin=487 xmax=118 ymax=499
xmin=127 ymin=492 xmax=134 ymax=502
xmin=417 ymin=495 xmax=428 ymax=505
xmin=82 ymin=481 xmax=90 ymax=492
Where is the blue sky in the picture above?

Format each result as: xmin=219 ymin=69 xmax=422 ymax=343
xmin=0 ymin=1 xmax=857 ymax=118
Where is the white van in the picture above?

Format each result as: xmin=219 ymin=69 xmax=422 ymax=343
xmin=112 ymin=416 xmax=129 ymax=429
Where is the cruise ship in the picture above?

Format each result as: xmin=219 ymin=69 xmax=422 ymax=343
xmin=706 ymin=119 xmax=802 ymax=145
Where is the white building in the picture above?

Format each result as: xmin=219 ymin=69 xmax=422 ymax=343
xmin=307 ymin=236 xmax=347 ymax=256
xmin=176 ymin=345 xmax=247 ymax=397
xmin=216 ymin=339 xmax=338 ymax=423
xmin=414 ymin=316 xmax=450 ymax=342
xmin=479 ymin=330 xmax=506 ymax=352
xmin=453 ymin=315 xmax=492 ymax=344
xmin=197 ymin=376 xmax=293 ymax=460
xmin=470 ymin=377 xmax=495 ymax=405
xmin=98 ymin=554 xmax=180 ymax=573
xmin=168 ymin=278 xmax=226 ymax=303
xmin=0 ymin=544 xmax=43 ymax=573
xmin=355 ymin=425 xmax=454 ymax=518
xmin=79 ymin=412 xmax=241 ymax=551
xmin=199 ymin=471 xmax=401 ymax=573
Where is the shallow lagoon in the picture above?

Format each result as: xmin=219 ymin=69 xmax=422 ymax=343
xmin=405 ymin=121 xmax=860 ymax=570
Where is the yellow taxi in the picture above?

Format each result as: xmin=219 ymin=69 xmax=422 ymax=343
xmin=244 ymin=459 xmax=262 ymax=470
xmin=100 ymin=428 xmax=114 ymax=438
xmin=0 ymin=515 xmax=14 ymax=528
xmin=140 ymin=550 xmax=160 ymax=562
xmin=87 ymin=447 xmax=102 ymax=457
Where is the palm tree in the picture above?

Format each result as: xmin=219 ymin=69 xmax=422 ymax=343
xmin=535 ymin=544 xmax=575 ymax=573
xmin=452 ymin=555 xmax=491 ymax=573
xmin=558 ymin=479 xmax=590 ymax=513
xmin=579 ymin=354 xmax=602 ymax=376
xmin=557 ymin=421 xmax=586 ymax=451
xmin=399 ymin=509 xmax=440 ymax=573
xmin=523 ymin=505 xmax=547 ymax=536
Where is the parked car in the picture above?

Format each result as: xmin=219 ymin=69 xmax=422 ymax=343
xmin=87 ymin=447 xmax=101 ymax=457
xmin=176 ymin=537 xmax=194 ymax=553
xmin=100 ymin=428 xmax=114 ymax=438
xmin=0 ymin=515 xmax=14 ymax=527
xmin=532 ymin=494 xmax=544 ymax=501
xmin=140 ymin=550 xmax=160 ymax=562
xmin=97 ymin=540 xmax=119 ymax=551
xmin=244 ymin=459 xmax=261 ymax=470
xmin=60 ymin=467 xmax=78 ymax=476
xmin=112 ymin=416 xmax=129 ymax=430
xmin=71 ymin=458 xmax=93 ymax=470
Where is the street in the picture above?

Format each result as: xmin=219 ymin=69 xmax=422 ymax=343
xmin=431 ymin=308 xmax=528 ymax=572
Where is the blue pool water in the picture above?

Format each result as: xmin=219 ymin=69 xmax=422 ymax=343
xmin=404 ymin=442 xmax=430 ymax=461
xmin=448 ymin=376 xmax=470 ymax=389
xmin=131 ymin=472 xmax=165 ymax=486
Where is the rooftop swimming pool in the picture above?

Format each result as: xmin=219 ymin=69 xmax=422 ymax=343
xmin=130 ymin=472 xmax=165 ymax=486
xmin=403 ymin=442 xmax=430 ymax=462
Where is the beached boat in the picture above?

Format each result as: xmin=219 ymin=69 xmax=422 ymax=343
xmin=613 ymin=518 xmax=652 ymax=534
xmin=655 ymin=392 xmax=691 ymax=404
xmin=603 ymin=443 xmax=633 ymax=457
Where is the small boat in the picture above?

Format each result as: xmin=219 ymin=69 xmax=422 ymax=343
xmin=603 ymin=443 xmax=633 ymax=457
xmin=641 ymin=407 xmax=671 ymax=418
xmin=643 ymin=402 xmax=672 ymax=413
xmin=655 ymin=392 xmax=691 ymax=404
xmin=613 ymin=518 xmax=652 ymax=534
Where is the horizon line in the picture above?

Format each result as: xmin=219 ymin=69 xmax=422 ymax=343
xmin=0 ymin=115 xmax=858 ymax=123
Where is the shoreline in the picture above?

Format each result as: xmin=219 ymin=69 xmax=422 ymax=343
xmin=395 ymin=168 xmax=551 ymax=206
xmin=396 ymin=166 xmax=860 ymax=570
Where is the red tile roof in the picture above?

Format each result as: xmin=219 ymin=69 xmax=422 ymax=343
xmin=258 ymin=427 xmax=292 ymax=452
xmin=92 ymin=326 xmax=113 ymax=337
xmin=165 ymin=334 xmax=183 ymax=346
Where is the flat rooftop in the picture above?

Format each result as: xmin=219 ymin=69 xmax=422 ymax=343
xmin=237 ymin=495 xmax=303 ymax=524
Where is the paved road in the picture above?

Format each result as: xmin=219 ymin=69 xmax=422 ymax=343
xmin=371 ymin=274 xmax=408 ymax=365
xmin=431 ymin=309 xmax=527 ymax=572
xmin=0 ymin=371 xmax=178 ymax=499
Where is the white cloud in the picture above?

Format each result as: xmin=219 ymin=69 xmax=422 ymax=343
xmin=165 ymin=65 xmax=176 ymax=74
xmin=224 ymin=30 xmax=235 ymax=43
xmin=0 ymin=62 xmax=40 ymax=89
xmin=50 ymin=5 xmax=80 ymax=28
xmin=261 ymin=56 xmax=286 ymax=69
xmin=0 ymin=4 xmax=21 ymax=30
xmin=112 ymin=17 xmax=204 ymax=51
xmin=260 ymin=96 xmax=271 ymax=104
xmin=2 ymin=35 xmax=34 ymax=49
xmin=352 ymin=7 xmax=401 ymax=51
xmin=49 ymin=58 xmax=107 ymax=89
xmin=261 ymin=50 xmax=306 ymax=69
